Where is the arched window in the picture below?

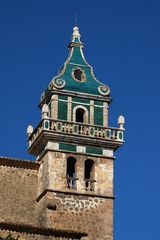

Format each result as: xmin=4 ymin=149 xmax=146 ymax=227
xmin=84 ymin=159 xmax=95 ymax=191
xmin=84 ymin=159 xmax=94 ymax=179
xmin=76 ymin=108 xmax=85 ymax=123
xmin=73 ymin=105 xmax=89 ymax=124
xmin=66 ymin=157 xmax=76 ymax=189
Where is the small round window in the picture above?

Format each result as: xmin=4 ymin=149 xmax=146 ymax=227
xmin=73 ymin=69 xmax=86 ymax=82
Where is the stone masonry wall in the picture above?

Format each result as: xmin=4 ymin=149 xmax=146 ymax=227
xmin=37 ymin=191 xmax=113 ymax=240
xmin=0 ymin=164 xmax=38 ymax=225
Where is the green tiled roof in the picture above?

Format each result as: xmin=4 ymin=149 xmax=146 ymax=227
xmin=49 ymin=26 xmax=110 ymax=97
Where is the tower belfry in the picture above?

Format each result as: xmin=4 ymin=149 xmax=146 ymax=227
xmin=27 ymin=25 xmax=125 ymax=240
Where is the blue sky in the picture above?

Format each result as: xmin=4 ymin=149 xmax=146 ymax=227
xmin=0 ymin=0 xmax=160 ymax=239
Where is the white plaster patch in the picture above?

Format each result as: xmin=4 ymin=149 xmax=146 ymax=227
xmin=76 ymin=145 xmax=86 ymax=153
xmin=45 ymin=142 xmax=59 ymax=150
xmin=103 ymin=149 xmax=113 ymax=157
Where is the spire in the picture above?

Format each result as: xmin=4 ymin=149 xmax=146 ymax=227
xmin=45 ymin=25 xmax=110 ymax=100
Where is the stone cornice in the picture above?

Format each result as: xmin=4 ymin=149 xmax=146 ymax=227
xmin=36 ymin=188 xmax=115 ymax=203
xmin=28 ymin=130 xmax=123 ymax=156
xmin=36 ymin=148 xmax=116 ymax=163
xmin=39 ymin=89 xmax=112 ymax=108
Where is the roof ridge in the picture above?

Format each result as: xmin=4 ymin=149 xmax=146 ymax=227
xmin=0 ymin=155 xmax=34 ymax=162
xmin=0 ymin=221 xmax=86 ymax=238
xmin=0 ymin=156 xmax=39 ymax=170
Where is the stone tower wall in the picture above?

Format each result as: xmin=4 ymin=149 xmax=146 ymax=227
xmin=37 ymin=151 xmax=113 ymax=196
xmin=37 ymin=151 xmax=114 ymax=240
xmin=38 ymin=191 xmax=113 ymax=240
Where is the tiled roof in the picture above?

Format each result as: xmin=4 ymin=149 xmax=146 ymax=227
xmin=0 ymin=156 xmax=39 ymax=170
xmin=0 ymin=222 xmax=87 ymax=238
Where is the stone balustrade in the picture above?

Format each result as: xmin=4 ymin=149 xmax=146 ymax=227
xmin=66 ymin=177 xmax=96 ymax=192
xmin=66 ymin=176 xmax=78 ymax=189
xmin=28 ymin=118 xmax=124 ymax=147
xmin=84 ymin=179 xmax=96 ymax=191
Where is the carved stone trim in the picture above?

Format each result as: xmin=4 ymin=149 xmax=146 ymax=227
xmin=98 ymin=85 xmax=110 ymax=96
xmin=52 ymin=78 xmax=66 ymax=89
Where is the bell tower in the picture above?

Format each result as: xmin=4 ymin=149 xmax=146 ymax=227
xmin=27 ymin=25 xmax=125 ymax=240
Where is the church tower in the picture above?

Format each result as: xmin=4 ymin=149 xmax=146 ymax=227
xmin=27 ymin=25 xmax=125 ymax=240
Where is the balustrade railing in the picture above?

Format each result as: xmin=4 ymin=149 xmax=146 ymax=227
xmin=66 ymin=176 xmax=78 ymax=189
xmin=65 ymin=177 xmax=96 ymax=192
xmin=28 ymin=118 xmax=124 ymax=147
xmin=84 ymin=179 xmax=96 ymax=191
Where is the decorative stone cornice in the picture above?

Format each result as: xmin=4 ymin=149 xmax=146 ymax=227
xmin=39 ymin=89 xmax=112 ymax=108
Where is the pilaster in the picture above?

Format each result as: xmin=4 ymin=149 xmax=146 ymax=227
xmin=51 ymin=94 xmax=58 ymax=119
xmin=103 ymin=102 xmax=108 ymax=127
xmin=90 ymin=100 xmax=94 ymax=125
xmin=68 ymin=96 xmax=72 ymax=121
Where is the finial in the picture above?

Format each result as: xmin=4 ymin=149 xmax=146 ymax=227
xmin=27 ymin=123 xmax=33 ymax=137
xmin=118 ymin=114 xmax=125 ymax=129
xmin=72 ymin=12 xmax=81 ymax=38
xmin=70 ymin=14 xmax=82 ymax=45
xmin=72 ymin=24 xmax=81 ymax=38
